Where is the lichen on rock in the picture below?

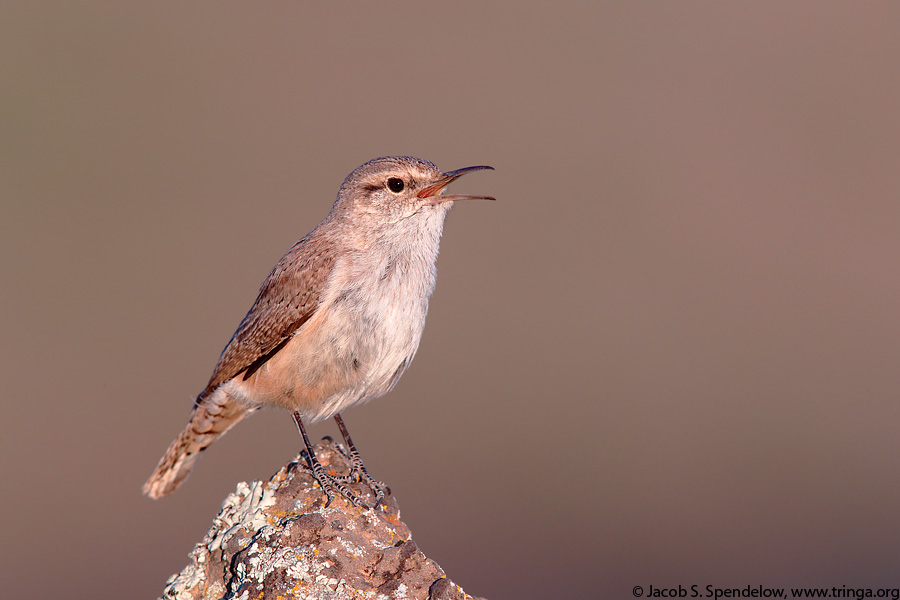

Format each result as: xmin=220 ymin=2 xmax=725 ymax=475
xmin=159 ymin=438 xmax=483 ymax=600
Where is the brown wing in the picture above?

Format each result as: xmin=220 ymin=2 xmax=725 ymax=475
xmin=198 ymin=235 xmax=336 ymax=400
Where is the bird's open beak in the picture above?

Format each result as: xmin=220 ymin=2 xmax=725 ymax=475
xmin=417 ymin=165 xmax=495 ymax=204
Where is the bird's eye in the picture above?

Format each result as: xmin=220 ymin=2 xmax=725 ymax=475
xmin=387 ymin=178 xmax=405 ymax=193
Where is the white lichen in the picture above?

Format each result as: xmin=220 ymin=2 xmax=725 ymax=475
xmin=160 ymin=480 xmax=277 ymax=600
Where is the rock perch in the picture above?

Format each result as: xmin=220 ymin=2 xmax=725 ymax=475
xmin=158 ymin=438 xmax=485 ymax=600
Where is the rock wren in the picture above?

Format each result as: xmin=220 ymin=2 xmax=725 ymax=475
xmin=143 ymin=156 xmax=493 ymax=507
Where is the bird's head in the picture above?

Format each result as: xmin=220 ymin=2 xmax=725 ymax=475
xmin=335 ymin=156 xmax=494 ymax=222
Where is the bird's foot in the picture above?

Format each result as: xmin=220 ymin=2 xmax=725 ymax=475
xmin=305 ymin=451 xmax=368 ymax=509
xmin=333 ymin=452 xmax=390 ymax=508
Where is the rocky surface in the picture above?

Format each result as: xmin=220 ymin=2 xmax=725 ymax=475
xmin=159 ymin=438 xmax=484 ymax=600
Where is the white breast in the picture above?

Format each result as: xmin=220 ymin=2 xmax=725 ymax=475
xmin=298 ymin=207 xmax=448 ymax=420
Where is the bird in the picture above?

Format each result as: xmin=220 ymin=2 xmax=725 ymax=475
xmin=143 ymin=156 xmax=494 ymax=508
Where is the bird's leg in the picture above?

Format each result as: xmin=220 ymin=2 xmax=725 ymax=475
xmin=332 ymin=413 xmax=389 ymax=507
xmin=292 ymin=411 xmax=364 ymax=508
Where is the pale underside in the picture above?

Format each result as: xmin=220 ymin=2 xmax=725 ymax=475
xmin=208 ymin=205 xmax=447 ymax=423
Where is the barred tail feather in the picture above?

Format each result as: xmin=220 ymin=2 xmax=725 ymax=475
xmin=143 ymin=392 xmax=252 ymax=499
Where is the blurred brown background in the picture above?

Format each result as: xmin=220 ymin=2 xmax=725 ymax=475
xmin=2 ymin=2 xmax=899 ymax=598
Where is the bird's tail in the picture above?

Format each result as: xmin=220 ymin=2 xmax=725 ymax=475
xmin=143 ymin=391 xmax=252 ymax=499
